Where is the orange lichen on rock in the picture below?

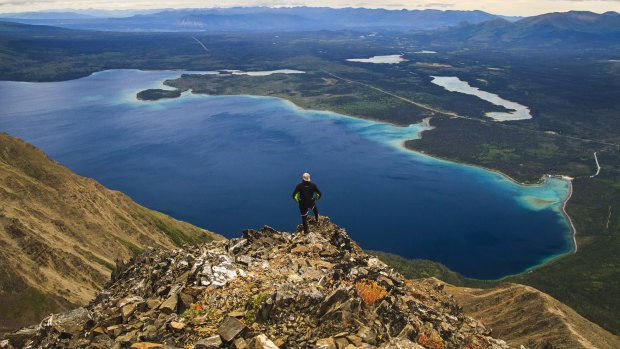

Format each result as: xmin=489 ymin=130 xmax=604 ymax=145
xmin=417 ymin=331 xmax=445 ymax=349
xmin=355 ymin=279 xmax=388 ymax=305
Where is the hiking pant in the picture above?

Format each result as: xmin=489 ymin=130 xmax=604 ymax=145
xmin=299 ymin=202 xmax=319 ymax=234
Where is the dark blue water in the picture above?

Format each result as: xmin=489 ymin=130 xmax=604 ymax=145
xmin=0 ymin=70 xmax=574 ymax=279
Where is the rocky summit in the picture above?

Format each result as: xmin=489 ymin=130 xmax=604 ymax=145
xmin=2 ymin=217 xmax=511 ymax=349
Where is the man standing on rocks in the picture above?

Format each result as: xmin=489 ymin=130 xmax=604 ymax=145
xmin=292 ymin=172 xmax=322 ymax=234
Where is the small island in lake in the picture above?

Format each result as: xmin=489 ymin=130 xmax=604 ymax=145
xmin=137 ymin=88 xmax=181 ymax=101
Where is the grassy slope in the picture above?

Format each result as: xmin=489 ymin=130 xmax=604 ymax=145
xmin=442 ymin=280 xmax=620 ymax=349
xmin=0 ymin=133 xmax=223 ymax=333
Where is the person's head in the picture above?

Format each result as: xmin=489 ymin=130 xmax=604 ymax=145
xmin=302 ymin=172 xmax=311 ymax=182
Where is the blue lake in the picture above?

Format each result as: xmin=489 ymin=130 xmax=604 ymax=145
xmin=0 ymin=70 xmax=574 ymax=279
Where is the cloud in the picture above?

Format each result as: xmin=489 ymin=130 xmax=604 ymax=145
xmin=420 ymin=3 xmax=456 ymax=8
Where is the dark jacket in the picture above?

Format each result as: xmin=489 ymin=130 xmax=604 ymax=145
xmin=292 ymin=181 xmax=322 ymax=207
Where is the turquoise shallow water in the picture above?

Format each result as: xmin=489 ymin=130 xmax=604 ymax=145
xmin=0 ymin=69 xmax=574 ymax=279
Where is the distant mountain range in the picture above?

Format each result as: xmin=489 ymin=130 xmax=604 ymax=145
xmin=1 ymin=9 xmax=617 ymax=48
xmin=0 ymin=7 xmax=513 ymax=32
xmin=0 ymin=11 xmax=95 ymax=19
xmin=435 ymin=11 xmax=620 ymax=47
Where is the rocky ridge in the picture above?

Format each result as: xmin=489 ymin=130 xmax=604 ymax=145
xmin=3 ymin=217 xmax=511 ymax=349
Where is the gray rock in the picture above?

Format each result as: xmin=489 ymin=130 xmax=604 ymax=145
xmin=194 ymin=335 xmax=223 ymax=349
xmin=141 ymin=325 xmax=159 ymax=341
xmin=233 ymin=338 xmax=250 ymax=349
xmin=250 ymin=334 xmax=279 ymax=349
xmin=357 ymin=326 xmax=376 ymax=345
xmin=178 ymin=291 xmax=195 ymax=313
xmin=146 ymin=298 xmax=161 ymax=310
xmin=334 ymin=337 xmax=350 ymax=349
xmin=50 ymin=307 xmax=92 ymax=335
xmin=318 ymin=289 xmax=348 ymax=317
xmin=4 ymin=327 xmax=37 ymax=348
xmin=378 ymin=338 xmax=424 ymax=349
xmin=314 ymin=337 xmax=338 ymax=349
xmin=117 ymin=295 xmax=145 ymax=308
xmin=159 ymin=294 xmax=178 ymax=314
xmin=315 ymin=337 xmax=337 ymax=349
xmin=122 ymin=302 xmax=137 ymax=320
xmin=217 ymin=316 xmax=247 ymax=342
xmin=236 ymin=255 xmax=253 ymax=266
xmin=115 ymin=330 xmax=137 ymax=344
xmin=257 ymin=295 xmax=274 ymax=323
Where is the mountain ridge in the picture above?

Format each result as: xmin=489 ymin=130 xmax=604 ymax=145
xmin=0 ymin=7 xmax=507 ymax=32
xmin=2 ymin=218 xmax=514 ymax=349
xmin=437 ymin=10 xmax=620 ymax=47
xmin=442 ymin=281 xmax=620 ymax=349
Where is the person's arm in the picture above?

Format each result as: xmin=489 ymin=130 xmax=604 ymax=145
xmin=292 ymin=184 xmax=301 ymax=202
xmin=313 ymin=183 xmax=322 ymax=200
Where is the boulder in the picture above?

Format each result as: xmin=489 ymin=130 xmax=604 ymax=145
xmin=194 ymin=335 xmax=223 ymax=349
xmin=169 ymin=321 xmax=186 ymax=330
xmin=335 ymin=337 xmax=350 ymax=349
xmin=318 ymin=289 xmax=349 ymax=317
xmin=251 ymin=334 xmax=279 ymax=349
xmin=357 ymin=326 xmax=376 ymax=345
xmin=379 ymin=338 xmax=425 ymax=349
xmin=233 ymin=338 xmax=250 ymax=349
xmin=122 ymin=302 xmax=138 ymax=320
xmin=217 ymin=316 xmax=247 ymax=342
xmin=159 ymin=294 xmax=178 ymax=314
xmin=4 ymin=327 xmax=37 ymax=348
xmin=315 ymin=337 xmax=337 ymax=349
xmin=50 ymin=307 xmax=93 ymax=335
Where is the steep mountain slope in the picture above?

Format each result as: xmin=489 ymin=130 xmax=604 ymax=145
xmin=371 ymin=252 xmax=620 ymax=348
xmin=3 ymin=219 xmax=512 ymax=349
xmin=444 ymin=282 xmax=620 ymax=349
xmin=439 ymin=11 xmax=620 ymax=47
xmin=0 ymin=133 xmax=222 ymax=334
xmin=517 ymin=11 xmax=620 ymax=34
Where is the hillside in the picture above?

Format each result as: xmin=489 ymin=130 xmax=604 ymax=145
xmin=3 ymin=218 xmax=512 ymax=349
xmin=0 ymin=133 xmax=222 ymax=334
xmin=437 ymin=11 xmax=620 ymax=47
xmin=371 ymin=252 xmax=620 ymax=348
xmin=443 ymin=282 xmax=620 ymax=349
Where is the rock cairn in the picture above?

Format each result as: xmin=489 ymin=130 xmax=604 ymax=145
xmin=2 ymin=217 xmax=511 ymax=349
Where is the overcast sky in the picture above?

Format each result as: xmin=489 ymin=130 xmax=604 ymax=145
xmin=0 ymin=0 xmax=618 ymax=17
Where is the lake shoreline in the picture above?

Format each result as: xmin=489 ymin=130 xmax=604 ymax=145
xmin=1 ymin=68 xmax=577 ymax=280
xmin=139 ymin=72 xmax=579 ymax=274
xmin=152 ymin=81 xmax=579 ymax=275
